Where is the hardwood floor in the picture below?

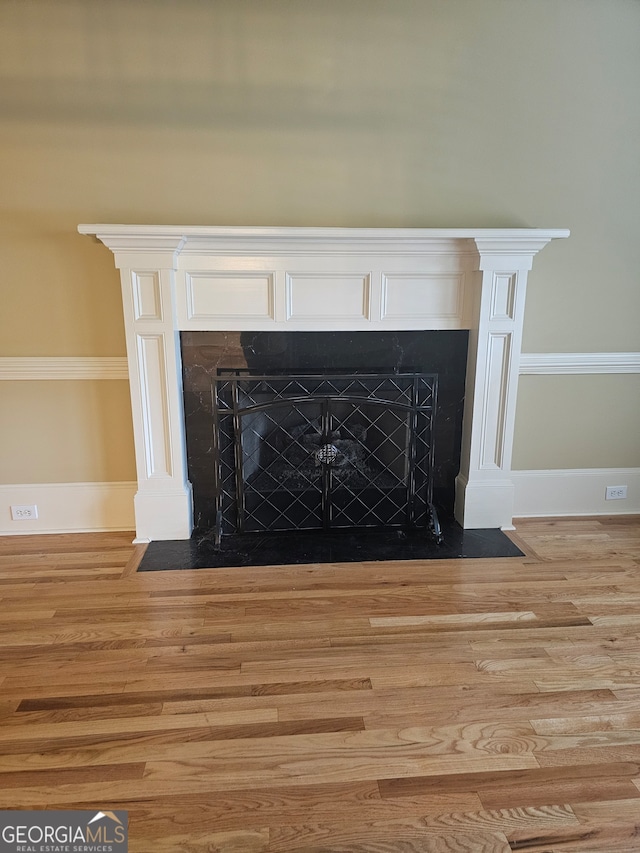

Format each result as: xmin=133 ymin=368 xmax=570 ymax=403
xmin=0 ymin=516 xmax=639 ymax=852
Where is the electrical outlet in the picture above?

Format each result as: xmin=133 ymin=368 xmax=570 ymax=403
xmin=10 ymin=504 xmax=38 ymax=520
xmin=605 ymin=485 xmax=627 ymax=501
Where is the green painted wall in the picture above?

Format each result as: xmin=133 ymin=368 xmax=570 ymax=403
xmin=0 ymin=0 xmax=638 ymax=482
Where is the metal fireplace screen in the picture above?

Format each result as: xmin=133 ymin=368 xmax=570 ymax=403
xmin=211 ymin=372 xmax=438 ymax=539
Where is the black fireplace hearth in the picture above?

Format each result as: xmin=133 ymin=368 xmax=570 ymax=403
xmin=137 ymin=522 xmax=524 ymax=571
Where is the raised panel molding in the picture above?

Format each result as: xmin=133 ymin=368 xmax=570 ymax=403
xmin=132 ymin=271 xmax=163 ymax=321
xmin=136 ymin=335 xmax=173 ymax=478
xmin=490 ymin=273 xmax=517 ymax=321
xmin=0 ymin=357 xmax=129 ymax=380
xmin=479 ymin=332 xmax=512 ymax=470
xmin=285 ymin=273 xmax=371 ymax=321
xmin=381 ymin=273 xmax=463 ymax=322
xmin=185 ymin=271 xmax=275 ymax=321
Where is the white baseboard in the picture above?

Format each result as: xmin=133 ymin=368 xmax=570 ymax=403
xmin=1 ymin=472 xmax=637 ymax=536
xmin=0 ymin=482 xmax=136 ymax=535
xmin=512 ymin=468 xmax=640 ymax=518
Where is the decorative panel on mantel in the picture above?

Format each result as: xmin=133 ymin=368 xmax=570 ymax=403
xmin=174 ymin=243 xmax=478 ymax=331
xmin=185 ymin=272 xmax=275 ymax=322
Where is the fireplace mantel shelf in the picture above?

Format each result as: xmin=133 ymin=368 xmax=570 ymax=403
xmin=79 ymin=224 xmax=569 ymax=255
xmin=79 ymin=224 xmax=569 ymax=541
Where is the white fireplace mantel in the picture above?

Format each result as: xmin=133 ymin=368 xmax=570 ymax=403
xmin=78 ymin=225 xmax=569 ymax=541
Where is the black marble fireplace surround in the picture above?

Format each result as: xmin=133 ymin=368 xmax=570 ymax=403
xmin=184 ymin=330 xmax=467 ymax=527
xmin=136 ymin=330 xmax=524 ymax=570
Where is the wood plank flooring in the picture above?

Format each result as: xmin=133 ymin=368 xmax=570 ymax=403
xmin=0 ymin=516 xmax=639 ymax=852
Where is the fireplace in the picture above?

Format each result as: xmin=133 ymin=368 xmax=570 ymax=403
xmin=78 ymin=225 xmax=569 ymax=542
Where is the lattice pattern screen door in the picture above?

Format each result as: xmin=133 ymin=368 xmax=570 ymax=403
xmin=212 ymin=373 xmax=438 ymax=538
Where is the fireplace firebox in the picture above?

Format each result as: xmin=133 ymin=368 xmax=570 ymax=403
xmin=181 ymin=329 xmax=469 ymax=547
xmin=211 ymin=370 xmax=442 ymax=544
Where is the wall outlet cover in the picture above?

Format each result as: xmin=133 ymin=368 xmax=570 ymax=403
xmin=10 ymin=504 xmax=38 ymax=520
xmin=605 ymin=485 xmax=628 ymax=500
